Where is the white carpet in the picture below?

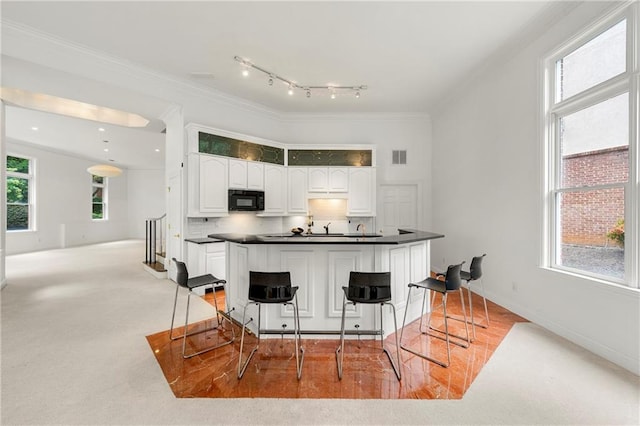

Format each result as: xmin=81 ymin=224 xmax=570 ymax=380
xmin=1 ymin=240 xmax=638 ymax=425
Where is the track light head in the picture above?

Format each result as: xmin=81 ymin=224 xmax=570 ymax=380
xmin=234 ymin=56 xmax=367 ymax=100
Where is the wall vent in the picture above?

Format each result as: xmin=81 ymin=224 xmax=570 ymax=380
xmin=392 ymin=150 xmax=407 ymax=165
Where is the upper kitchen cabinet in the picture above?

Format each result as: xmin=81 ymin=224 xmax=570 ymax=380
xmin=187 ymin=153 xmax=228 ymax=217
xmin=307 ymin=167 xmax=348 ymax=193
xmin=247 ymin=162 xmax=265 ymax=190
xmin=347 ymin=167 xmax=376 ymax=216
xmin=229 ymin=159 xmax=265 ymax=191
xmin=228 ymin=159 xmax=247 ymax=189
xmin=288 ymin=167 xmax=308 ymax=214
xmin=262 ymin=164 xmax=286 ymax=215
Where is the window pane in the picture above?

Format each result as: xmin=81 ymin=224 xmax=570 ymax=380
xmin=92 ymin=175 xmax=104 ymax=184
xmin=556 ymin=19 xmax=626 ymax=102
xmin=560 ymin=93 xmax=628 ymax=188
xmin=7 ymin=204 xmax=29 ymax=230
xmin=6 ymin=155 xmax=29 ymax=173
xmin=92 ymin=187 xmax=103 ymax=203
xmin=6 ymin=177 xmax=29 ymax=203
xmin=92 ymin=203 xmax=103 ymax=219
xmin=557 ymin=188 xmax=624 ymax=279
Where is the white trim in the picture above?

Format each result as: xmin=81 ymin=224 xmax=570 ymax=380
xmin=541 ymin=1 xmax=639 ymax=288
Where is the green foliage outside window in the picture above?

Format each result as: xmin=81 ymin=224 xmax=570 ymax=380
xmin=91 ymin=175 xmax=105 ymax=220
xmin=6 ymin=156 xmax=31 ymax=230
xmin=606 ymin=219 xmax=624 ymax=246
xmin=7 ymin=156 xmax=29 ymax=173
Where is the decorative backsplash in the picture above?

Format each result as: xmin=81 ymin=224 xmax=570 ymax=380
xmin=199 ymin=132 xmax=285 ymax=165
xmin=288 ymin=149 xmax=372 ymax=166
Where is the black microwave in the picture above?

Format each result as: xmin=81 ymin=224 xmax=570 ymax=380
xmin=228 ymin=189 xmax=265 ymax=211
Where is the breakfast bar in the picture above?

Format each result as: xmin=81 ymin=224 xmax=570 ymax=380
xmin=209 ymin=229 xmax=444 ymax=337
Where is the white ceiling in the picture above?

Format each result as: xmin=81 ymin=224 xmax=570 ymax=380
xmin=1 ymin=1 xmax=558 ymax=169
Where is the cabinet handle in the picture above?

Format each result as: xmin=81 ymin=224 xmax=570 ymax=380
xmin=173 ymin=233 xmax=180 ymax=238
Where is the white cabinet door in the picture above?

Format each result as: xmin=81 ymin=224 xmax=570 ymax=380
xmin=228 ymin=159 xmax=248 ymax=189
xmin=328 ymin=168 xmax=348 ymax=192
xmin=287 ymin=167 xmax=308 ymax=214
xmin=347 ymin=167 xmax=375 ymax=216
xmin=247 ymin=162 xmax=265 ymax=191
xmin=206 ymin=252 xmax=226 ymax=280
xmin=264 ymin=164 xmax=286 ymax=214
xmin=199 ymin=155 xmax=228 ymax=214
xmin=307 ymin=167 xmax=328 ymax=192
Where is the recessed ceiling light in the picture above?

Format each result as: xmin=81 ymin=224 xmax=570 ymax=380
xmin=104 ymin=148 xmax=109 ymax=152
xmin=155 ymin=148 xmax=160 ymax=152
xmin=98 ymin=127 xmax=105 ymax=132
xmin=31 ymin=126 xmax=38 ymax=131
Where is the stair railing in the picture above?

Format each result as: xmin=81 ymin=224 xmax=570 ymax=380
xmin=145 ymin=214 xmax=166 ymax=265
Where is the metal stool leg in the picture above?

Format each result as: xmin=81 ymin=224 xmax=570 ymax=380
xmin=292 ymin=294 xmax=305 ymax=380
xmin=381 ymin=302 xmax=402 ymax=380
xmin=238 ymin=302 xmax=260 ymax=379
xmin=335 ymin=292 xmax=348 ymax=379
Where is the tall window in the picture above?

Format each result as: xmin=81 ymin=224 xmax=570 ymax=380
xmin=6 ymin=155 xmax=34 ymax=231
xmin=92 ymin=175 xmax=107 ymax=220
xmin=543 ymin=4 xmax=638 ymax=287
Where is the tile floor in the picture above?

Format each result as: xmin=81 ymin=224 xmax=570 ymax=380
xmin=146 ymin=289 xmax=526 ymax=399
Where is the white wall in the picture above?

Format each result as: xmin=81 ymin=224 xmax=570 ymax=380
xmin=430 ymin=2 xmax=639 ymax=374
xmin=282 ymin=114 xmax=432 ymax=229
xmin=5 ymin=141 xmax=130 ymax=254
xmin=127 ymin=169 xmax=165 ymax=239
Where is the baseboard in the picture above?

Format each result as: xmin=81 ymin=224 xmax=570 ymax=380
xmin=485 ymin=289 xmax=640 ymax=376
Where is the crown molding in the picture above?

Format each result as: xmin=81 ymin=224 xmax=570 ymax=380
xmin=1 ymin=19 xmax=433 ymax=126
xmin=0 ymin=19 xmax=284 ymax=120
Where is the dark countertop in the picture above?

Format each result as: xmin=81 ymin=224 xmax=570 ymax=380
xmin=207 ymin=229 xmax=444 ymax=245
xmin=185 ymin=237 xmax=224 ymax=244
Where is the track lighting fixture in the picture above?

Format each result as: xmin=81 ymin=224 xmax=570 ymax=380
xmin=234 ymin=56 xmax=366 ymax=99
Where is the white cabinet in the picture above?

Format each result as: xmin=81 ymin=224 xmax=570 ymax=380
xmin=287 ymin=167 xmax=308 ymax=214
xmin=347 ymin=167 xmax=376 ymax=216
xmin=329 ymin=168 xmax=349 ymax=192
xmin=307 ymin=167 xmax=348 ymax=192
xmin=263 ymin=164 xmax=286 ymax=214
xmin=308 ymin=167 xmax=328 ymax=192
xmin=247 ymin=162 xmax=265 ymax=190
xmin=229 ymin=159 xmax=264 ymax=190
xmin=228 ymin=159 xmax=247 ymax=189
xmin=188 ymin=154 xmax=228 ymax=216
xmin=186 ymin=241 xmax=226 ymax=295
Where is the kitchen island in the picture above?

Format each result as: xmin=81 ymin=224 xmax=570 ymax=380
xmin=209 ymin=229 xmax=444 ymax=338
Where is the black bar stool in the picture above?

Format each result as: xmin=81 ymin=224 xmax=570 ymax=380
xmin=400 ymin=262 xmax=469 ymax=368
xmin=448 ymin=254 xmax=489 ymax=341
xmin=169 ymin=258 xmax=235 ymax=359
xmin=336 ymin=271 xmax=402 ymax=381
xmin=237 ymin=271 xmax=304 ymax=379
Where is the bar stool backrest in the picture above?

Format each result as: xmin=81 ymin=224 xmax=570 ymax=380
xmin=173 ymin=258 xmax=189 ymax=288
xmin=444 ymin=262 xmax=464 ymax=291
xmin=249 ymin=271 xmax=294 ymax=303
xmin=469 ymin=254 xmax=486 ymax=281
xmin=347 ymin=271 xmax=392 ymax=303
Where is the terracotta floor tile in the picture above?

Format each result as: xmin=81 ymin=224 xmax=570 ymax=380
xmin=147 ymin=290 xmax=526 ymax=399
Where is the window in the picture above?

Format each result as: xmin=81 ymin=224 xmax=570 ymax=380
xmin=543 ymin=4 xmax=638 ymax=287
xmin=92 ymin=175 xmax=107 ymax=220
xmin=6 ymin=155 xmax=34 ymax=231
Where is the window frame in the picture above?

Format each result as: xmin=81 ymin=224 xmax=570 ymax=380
xmin=542 ymin=3 xmax=639 ymax=288
xmin=91 ymin=175 xmax=108 ymax=221
xmin=6 ymin=154 xmax=35 ymax=232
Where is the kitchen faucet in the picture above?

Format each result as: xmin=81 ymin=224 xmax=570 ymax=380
xmin=357 ymin=223 xmax=366 ymax=236
xmin=323 ymin=222 xmax=331 ymax=235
